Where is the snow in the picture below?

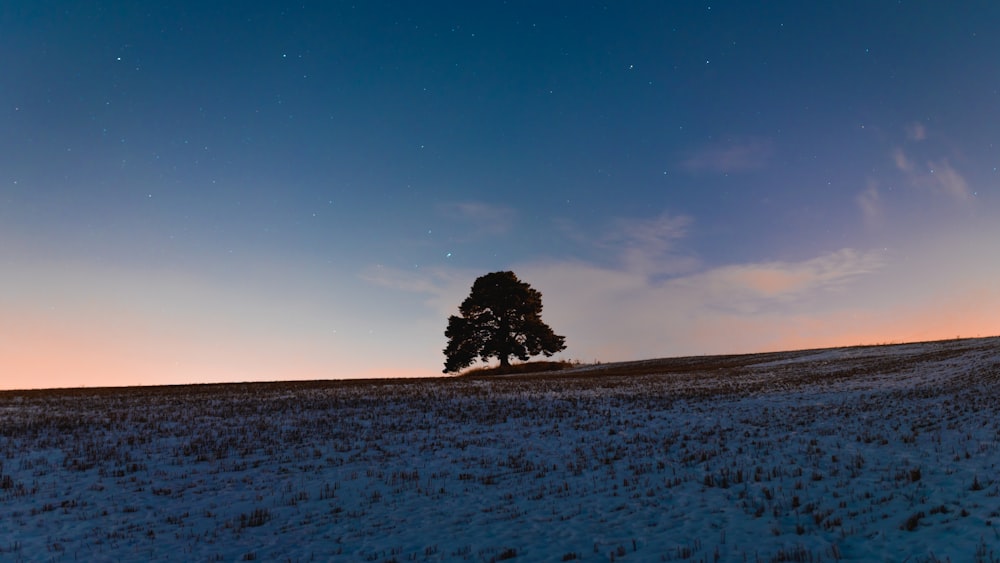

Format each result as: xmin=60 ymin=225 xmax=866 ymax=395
xmin=2 ymin=337 xmax=1000 ymax=562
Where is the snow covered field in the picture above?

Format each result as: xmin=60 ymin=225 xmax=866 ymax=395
xmin=2 ymin=337 xmax=1000 ymax=562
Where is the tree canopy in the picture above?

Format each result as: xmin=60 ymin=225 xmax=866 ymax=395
xmin=443 ymin=271 xmax=566 ymax=373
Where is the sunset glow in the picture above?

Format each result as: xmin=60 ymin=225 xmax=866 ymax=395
xmin=3 ymin=3 xmax=999 ymax=390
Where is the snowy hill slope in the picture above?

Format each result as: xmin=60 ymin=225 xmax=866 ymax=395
xmin=2 ymin=337 xmax=1000 ymax=561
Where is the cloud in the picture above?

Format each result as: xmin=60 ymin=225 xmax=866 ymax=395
xmin=608 ymin=213 xmax=689 ymax=250
xmin=358 ymin=208 xmax=1000 ymax=377
xmin=680 ymin=137 xmax=773 ymax=173
xmin=360 ymin=264 xmax=472 ymax=316
xmin=892 ymin=148 xmax=914 ymax=173
xmin=906 ymin=122 xmax=927 ymax=141
xmin=519 ymin=228 xmax=1000 ymax=363
xmin=856 ymin=181 xmax=881 ymax=227
xmin=891 ymin=149 xmax=971 ymax=203
xmin=667 ymin=249 xmax=884 ymax=312
xmin=513 ymin=246 xmax=887 ymax=361
xmin=376 ymin=231 xmax=892 ymax=365
xmin=437 ymin=201 xmax=517 ymax=236
xmin=926 ymin=159 xmax=971 ymax=201
xmin=601 ymin=212 xmax=697 ymax=276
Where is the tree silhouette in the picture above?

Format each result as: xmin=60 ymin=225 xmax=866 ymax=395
xmin=444 ymin=271 xmax=566 ymax=373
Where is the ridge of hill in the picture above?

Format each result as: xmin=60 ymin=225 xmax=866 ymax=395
xmin=479 ymin=335 xmax=1000 ymax=385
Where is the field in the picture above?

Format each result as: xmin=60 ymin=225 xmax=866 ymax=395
xmin=2 ymin=337 xmax=1000 ymax=562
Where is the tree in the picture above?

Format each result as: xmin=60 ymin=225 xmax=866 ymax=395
xmin=443 ymin=271 xmax=566 ymax=373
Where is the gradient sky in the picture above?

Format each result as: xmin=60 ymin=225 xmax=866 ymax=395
xmin=3 ymin=2 xmax=1000 ymax=389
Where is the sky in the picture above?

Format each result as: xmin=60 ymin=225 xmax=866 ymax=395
xmin=3 ymin=2 xmax=1000 ymax=389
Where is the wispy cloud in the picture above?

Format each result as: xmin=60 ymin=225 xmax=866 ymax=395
xmin=856 ymin=180 xmax=882 ymax=228
xmin=892 ymin=149 xmax=971 ymax=202
xmin=373 ymin=211 xmax=888 ymax=361
xmin=926 ymin=159 xmax=971 ymax=201
xmin=906 ymin=122 xmax=927 ymax=141
xmin=525 ymin=230 xmax=1000 ymax=362
xmin=668 ymin=249 xmax=885 ymax=313
xmin=364 ymin=213 xmax=1000 ymax=371
xmin=360 ymin=264 xmax=472 ymax=316
xmin=680 ymin=137 xmax=773 ymax=174
xmin=892 ymin=148 xmax=915 ymax=174
xmin=437 ymin=201 xmax=517 ymax=237
xmin=602 ymin=212 xmax=697 ymax=276
xmin=516 ymin=246 xmax=888 ymax=361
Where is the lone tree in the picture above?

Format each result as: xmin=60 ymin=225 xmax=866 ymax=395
xmin=444 ymin=271 xmax=566 ymax=373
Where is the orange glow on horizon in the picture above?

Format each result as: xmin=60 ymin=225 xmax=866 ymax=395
xmin=4 ymin=305 xmax=996 ymax=391
xmin=4 ymin=260 xmax=998 ymax=391
xmin=0 ymin=307 xmax=439 ymax=391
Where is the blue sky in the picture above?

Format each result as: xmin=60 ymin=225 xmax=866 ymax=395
xmin=3 ymin=2 xmax=1000 ymax=388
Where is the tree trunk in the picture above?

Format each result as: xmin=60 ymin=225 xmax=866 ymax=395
xmin=497 ymin=309 xmax=512 ymax=369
